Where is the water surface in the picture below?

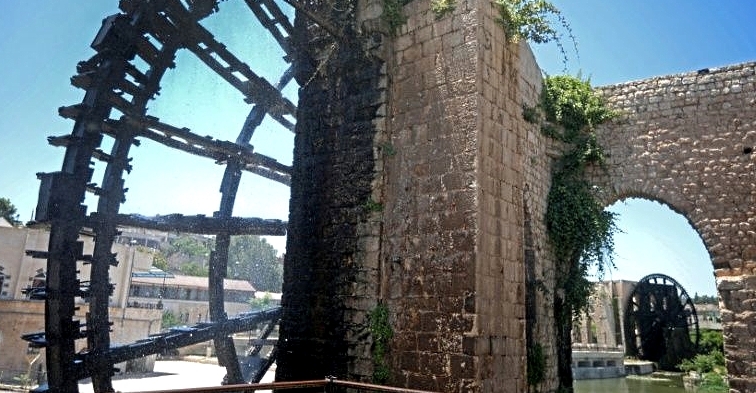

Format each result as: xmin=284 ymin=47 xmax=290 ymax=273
xmin=575 ymin=375 xmax=687 ymax=393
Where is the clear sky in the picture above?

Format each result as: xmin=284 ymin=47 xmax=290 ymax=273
xmin=531 ymin=0 xmax=756 ymax=296
xmin=2 ymin=1 xmax=754 ymax=296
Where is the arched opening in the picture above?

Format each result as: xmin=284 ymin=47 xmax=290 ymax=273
xmin=583 ymin=198 xmax=720 ymax=372
xmin=602 ymin=198 xmax=715 ymax=297
xmin=574 ymin=197 xmax=724 ymax=387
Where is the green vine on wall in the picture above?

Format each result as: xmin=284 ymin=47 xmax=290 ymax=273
xmin=430 ymin=0 xmax=456 ymax=17
xmin=369 ymin=303 xmax=394 ymax=383
xmin=494 ymin=0 xmax=576 ymax=68
xmin=540 ymin=75 xmax=616 ymax=284
xmin=527 ymin=342 xmax=546 ymax=386
xmin=384 ymin=0 xmax=574 ymax=55
xmin=527 ymin=75 xmax=617 ymax=390
xmin=383 ymin=0 xmax=410 ymax=35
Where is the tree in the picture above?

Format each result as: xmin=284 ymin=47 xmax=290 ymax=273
xmin=159 ymin=235 xmax=213 ymax=276
xmin=0 ymin=197 xmax=21 ymax=226
xmin=228 ymin=235 xmax=282 ymax=292
xmin=694 ymin=294 xmax=719 ymax=305
xmin=152 ymin=234 xmax=283 ymax=290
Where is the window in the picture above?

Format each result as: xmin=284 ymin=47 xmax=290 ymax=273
xmin=0 ymin=265 xmax=5 ymax=298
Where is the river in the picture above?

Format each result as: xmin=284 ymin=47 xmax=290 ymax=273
xmin=576 ymin=375 xmax=688 ymax=393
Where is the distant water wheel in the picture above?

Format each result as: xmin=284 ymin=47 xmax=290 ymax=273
xmin=624 ymin=273 xmax=699 ymax=370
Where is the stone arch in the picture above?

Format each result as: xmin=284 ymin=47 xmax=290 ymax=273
xmin=590 ymin=63 xmax=756 ymax=391
xmin=601 ymin=192 xmax=712 ymax=262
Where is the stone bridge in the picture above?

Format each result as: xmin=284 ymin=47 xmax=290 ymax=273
xmin=23 ymin=0 xmax=755 ymax=391
xmin=593 ymin=62 xmax=756 ymax=391
xmin=280 ymin=0 xmax=756 ymax=392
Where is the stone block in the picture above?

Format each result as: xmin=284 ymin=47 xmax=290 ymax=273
xmin=719 ymin=277 xmax=745 ymax=291
xmin=450 ymin=354 xmax=476 ymax=379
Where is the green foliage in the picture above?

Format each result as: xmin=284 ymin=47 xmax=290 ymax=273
xmin=495 ymin=0 xmax=558 ymax=43
xmin=369 ymin=303 xmax=393 ymax=384
xmin=162 ymin=310 xmax=181 ymax=328
xmin=0 ymin=197 xmax=21 ymax=226
xmin=522 ymin=104 xmax=540 ymax=124
xmin=365 ymin=198 xmax=384 ymax=213
xmin=383 ymin=0 xmax=409 ymax=35
xmin=678 ymin=330 xmax=727 ymax=392
xmin=541 ymin=76 xmax=615 ymax=140
xmin=536 ymin=75 xmax=617 ymax=390
xmin=164 ymin=235 xmax=213 ymax=259
xmin=493 ymin=0 xmax=576 ymax=67
xmin=228 ymin=235 xmax=282 ymax=292
xmin=697 ymin=372 xmax=728 ymax=393
xmin=179 ymin=262 xmax=208 ymax=277
xmin=527 ymin=342 xmax=546 ymax=386
xmin=152 ymin=252 xmax=169 ymax=272
xmin=698 ymin=329 xmax=724 ymax=355
xmin=248 ymin=292 xmax=273 ymax=310
xmin=694 ymin=293 xmax=719 ymax=304
xmin=380 ymin=142 xmax=397 ymax=157
xmin=155 ymin=234 xmax=282 ymax=291
xmin=430 ymin=0 xmax=456 ymax=17
xmin=540 ymin=75 xmax=617 ymax=315
xmin=679 ymin=349 xmax=725 ymax=374
xmin=159 ymin=235 xmax=213 ymax=276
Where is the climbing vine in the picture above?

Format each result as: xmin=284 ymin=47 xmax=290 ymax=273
xmin=383 ymin=0 xmax=410 ymax=35
xmin=527 ymin=75 xmax=617 ymax=389
xmin=384 ymin=0 xmax=575 ymax=60
xmin=430 ymin=0 xmax=456 ymax=17
xmin=527 ymin=342 xmax=546 ymax=386
xmin=494 ymin=0 xmax=573 ymax=45
xmin=369 ymin=303 xmax=394 ymax=383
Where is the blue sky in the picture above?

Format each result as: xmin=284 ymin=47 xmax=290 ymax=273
xmin=2 ymin=1 xmax=754 ymax=295
xmin=531 ymin=0 xmax=756 ymax=296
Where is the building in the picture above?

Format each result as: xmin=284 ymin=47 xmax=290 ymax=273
xmin=0 ymin=224 xmax=164 ymax=382
xmin=0 ymin=221 xmax=277 ymax=384
xmin=127 ymin=272 xmax=258 ymax=324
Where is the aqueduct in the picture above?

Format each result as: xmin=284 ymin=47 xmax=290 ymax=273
xmin=22 ymin=0 xmax=756 ymax=392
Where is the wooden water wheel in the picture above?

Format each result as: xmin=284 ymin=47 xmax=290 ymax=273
xmin=624 ymin=273 xmax=699 ymax=370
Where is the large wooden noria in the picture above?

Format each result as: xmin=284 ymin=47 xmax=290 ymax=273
xmin=26 ymin=0 xmax=293 ymax=391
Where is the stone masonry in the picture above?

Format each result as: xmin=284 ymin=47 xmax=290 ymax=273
xmin=383 ymin=0 xmax=553 ymax=391
xmin=278 ymin=0 xmax=756 ymax=391
xmin=279 ymin=0 xmax=557 ymax=391
xmin=276 ymin=0 xmax=388 ymax=383
xmin=593 ymin=63 xmax=756 ymax=392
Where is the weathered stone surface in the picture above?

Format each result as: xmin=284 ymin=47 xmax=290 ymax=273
xmin=279 ymin=0 xmax=756 ymax=390
xmin=595 ymin=63 xmax=756 ymax=392
xmin=276 ymin=1 xmax=387 ymax=382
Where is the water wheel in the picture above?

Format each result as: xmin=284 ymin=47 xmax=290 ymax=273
xmin=25 ymin=1 xmax=297 ymax=391
xmin=624 ymin=273 xmax=699 ymax=370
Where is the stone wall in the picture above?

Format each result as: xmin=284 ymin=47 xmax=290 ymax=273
xmin=278 ymin=0 xmax=557 ymax=390
xmin=278 ymin=0 xmax=756 ymax=389
xmin=595 ymin=63 xmax=756 ymax=392
xmin=382 ymin=0 xmax=482 ymax=387
xmin=276 ymin=0 xmax=387 ymax=382
xmin=573 ymin=280 xmax=635 ymax=349
xmin=382 ymin=0 xmax=553 ymax=391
